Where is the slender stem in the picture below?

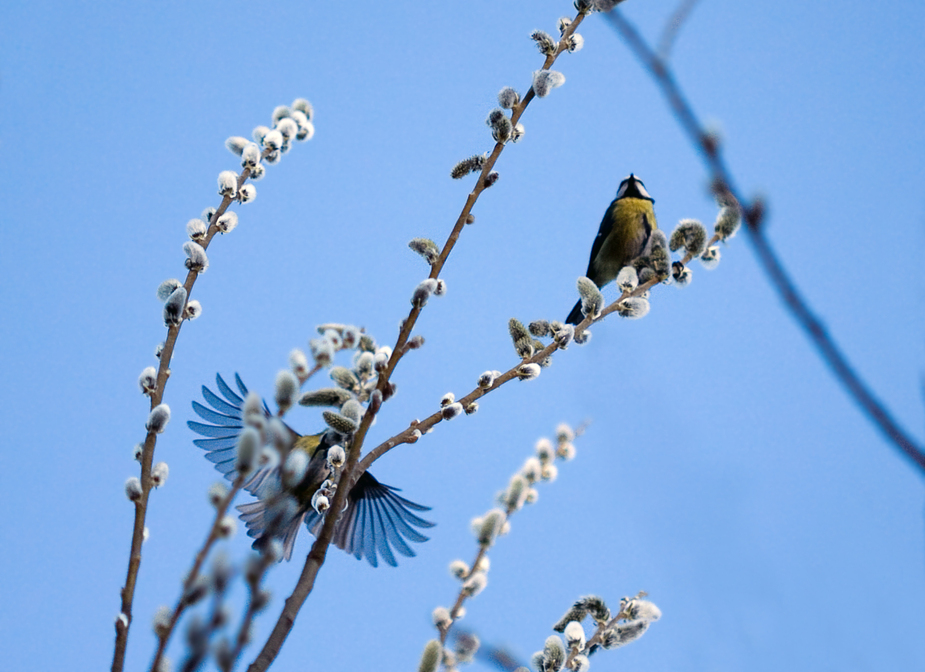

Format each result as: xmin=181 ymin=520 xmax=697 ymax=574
xmin=113 ymin=151 xmax=273 ymax=672
xmin=148 ymin=479 xmax=244 ymax=672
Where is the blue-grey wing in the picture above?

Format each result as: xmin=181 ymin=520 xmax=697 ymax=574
xmin=305 ymin=472 xmax=434 ymax=568
xmin=188 ymin=373 xmax=273 ymax=487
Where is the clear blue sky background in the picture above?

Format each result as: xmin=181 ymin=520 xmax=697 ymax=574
xmin=2 ymin=1 xmax=924 ymax=671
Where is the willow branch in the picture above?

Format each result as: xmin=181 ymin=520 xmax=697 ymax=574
xmin=148 ymin=478 xmax=245 ymax=672
xmin=113 ymin=155 xmax=268 ymax=672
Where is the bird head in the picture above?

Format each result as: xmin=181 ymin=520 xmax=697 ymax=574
xmin=616 ymin=173 xmax=654 ymax=202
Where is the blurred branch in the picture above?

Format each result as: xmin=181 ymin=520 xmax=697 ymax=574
xmin=604 ymin=9 xmax=925 ymax=473
xmin=432 ymin=425 xmax=583 ymax=664
xmin=113 ymin=149 xmax=272 ymax=672
xmin=247 ymin=9 xmax=593 ymax=672
xmin=149 ymin=478 xmax=244 ymax=672
xmin=658 ymin=0 xmax=700 ymax=60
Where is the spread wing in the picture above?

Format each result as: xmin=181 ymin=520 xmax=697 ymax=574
xmin=187 ymin=373 xmax=278 ymax=494
xmin=305 ymin=472 xmax=435 ymax=568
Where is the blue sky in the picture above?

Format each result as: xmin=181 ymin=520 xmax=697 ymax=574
xmin=2 ymin=1 xmax=924 ymax=671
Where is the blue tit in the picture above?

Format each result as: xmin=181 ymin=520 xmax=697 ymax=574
xmin=566 ymin=174 xmax=658 ymax=325
xmin=188 ymin=373 xmax=433 ymax=567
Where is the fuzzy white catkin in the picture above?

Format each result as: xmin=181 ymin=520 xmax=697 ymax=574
xmin=238 ymin=184 xmax=256 ymax=203
xmin=146 ymin=404 xmax=171 ymax=433
xmin=235 ymin=427 xmax=260 ymax=475
xmin=156 ymin=279 xmax=182 ymax=302
xmin=283 ymin=450 xmax=309 ymax=487
xmin=564 ymin=621 xmax=586 ymax=649
xmin=125 ymin=477 xmax=143 ymax=502
xmin=138 ymin=366 xmax=157 ymax=394
xmin=217 ymin=211 xmax=238 ymax=233
xmin=183 ymin=242 xmax=209 ymax=271
xmin=532 ymin=69 xmax=566 ymax=97
xmin=616 ymin=266 xmax=639 ymax=291
xmin=151 ymin=462 xmax=169 ymax=488
xmin=241 ymin=143 xmax=261 ymax=168
xmin=217 ymin=171 xmax=238 ymax=197
xmin=274 ymin=370 xmax=299 ymax=413
xmin=186 ymin=218 xmax=207 ymax=239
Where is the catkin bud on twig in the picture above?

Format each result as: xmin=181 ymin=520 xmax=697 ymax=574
xmin=274 ymin=370 xmax=299 ymax=414
xmin=700 ymin=245 xmax=721 ymax=270
xmin=477 ymin=509 xmax=506 ymax=546
xmin=412 ymin=279 xmax=437 ymax=308
xmin=418 ymin=640 xmax=442 ymax=672
xmin=517 ymin=363 xmax=541 ymax=380
xmin=509 ymin=318 xmax=534 ymax=358
xmin=299 ymin=388 xmax=353 ymax=407
xmin=543 ymin=635 xmax=566 ymax=672
xmin=241 ymin=142 xmax=261 ymax=169
xmin=139 ymin=367 xmax=157 ymax=395
xmin=669 ymin=219 xmax=708 ymax=257
xmin=409 ymin=238 xmax=440 ymax=265
xmin=533 ymin=70 xmax=565 ymax=98
xmin=238 ymin=184 xmax=256 ymax=203
xmin=217 ymin=171 xmax=238 ymax=197
xmin=235 ymin=427 xmax=260 ymax=476
xmin=715 ymin=205 xmax=742 ymax=240
xmin=151 ymin=462 xmax=169 ymax=488
xmin=601 ymin=619 xmax=650 ymax=649
xmin=498 ymin=87 xmax=520 ymax=109
xmin=323 ymin=410 xmax=358 ymax=435
xmin=216 ymin=212 xmax=238 ymax=233
xmin=186 ymin=218 xmax=207 ymax=241
xmin=462 ymin=572 xmax=488 ymax=597
xmin=478 ymin=370 xmax=500 ymax=389
xmin=672 ymin=261 xmax=693 ymax=286
xmin=183 ymin=242 xmax=209 ymax=273
xmin=157 ymin=279 xmax=182 ymax=302
xmin=125 ymin=477 xmax=143 ymax=502
xmin=531 ymin=30 xmax=557 ymax=55
xmin=576 ymin=277 xmax=603 ymax=319
xmin=616 ymin=266 xmax=638 ymax=292
xmin=146 ymin=404 xmax=171 ymax=433
xmin=564 ymin=621 xmax=586 ymax=649
xmin=225 ymin=137 xmax=248 ymax=155
xmin=451 ymin=154 xmax=485 ymax=179
xmin=616 ymin=297 xmax=650 ymax=319
xmin=566 ymin=33 xmax=584 ymax=52
xmin=183 ymin=300 xmax=201 ymax=320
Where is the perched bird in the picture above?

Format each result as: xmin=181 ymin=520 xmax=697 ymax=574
xmin=188 ymin=373 xmax=434 ymax=567
xmin=566 ymin=174 xmax=658 ymax=325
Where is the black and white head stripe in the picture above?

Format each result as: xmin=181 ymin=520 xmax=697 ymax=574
xmin=615 ymin=173 xmax=654 ymax=202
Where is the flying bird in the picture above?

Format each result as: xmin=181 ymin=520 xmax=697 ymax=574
xmin=188 ymin=373 xmax=434 ymax=567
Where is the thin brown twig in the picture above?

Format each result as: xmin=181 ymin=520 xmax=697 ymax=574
xmin=113 ymin=156 xmax=265 ymax=672
xmin=246 ymin=11 xmax=591 ymax=672
xmin=604 ymin=9 xmax=925 ymax=472
xmin=148 ymin=478 xmax=245 ymax=672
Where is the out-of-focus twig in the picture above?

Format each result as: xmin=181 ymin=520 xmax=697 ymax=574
xmin=658 ymin=0 xmax=700 ymax=59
